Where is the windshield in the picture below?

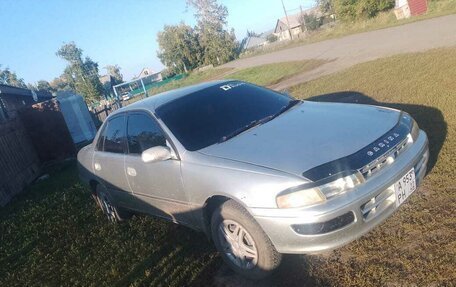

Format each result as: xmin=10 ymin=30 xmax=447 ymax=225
xmin=156 ymin=81 xmax=298 ymax=151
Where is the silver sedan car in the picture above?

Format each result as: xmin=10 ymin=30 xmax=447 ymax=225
xmin=78 ymin=80 xmax=429 ymax=279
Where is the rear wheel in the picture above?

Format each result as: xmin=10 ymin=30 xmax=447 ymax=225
xmin=211 ymin=200 xmax=282 ymax=279
xmin=95 ymin=184 xmax=131 ymax=223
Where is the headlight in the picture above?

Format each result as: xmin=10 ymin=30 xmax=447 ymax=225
xmin=410 ymin=117 xmax=420 ymax=142
xmin=276 ymin=172 xmax=364 ymax=208
xmin=276 ymin=187 xmax=325 ymax=208
xmin=401 ymin=112 xmax=420 ymax=142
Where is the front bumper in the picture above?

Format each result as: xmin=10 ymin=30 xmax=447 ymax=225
xmin=250 ymin=130 xmax=429 ymax=254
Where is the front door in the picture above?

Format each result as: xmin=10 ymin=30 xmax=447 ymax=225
xmin=124 ymin=112 xmax=193 ymax=225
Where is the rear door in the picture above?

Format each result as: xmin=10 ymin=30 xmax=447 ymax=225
xmin=93 ymin=114 xmax=135 ymax=208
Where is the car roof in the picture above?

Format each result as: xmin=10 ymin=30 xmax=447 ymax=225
xmin=113 ymin=79 xmax=231 ymax=115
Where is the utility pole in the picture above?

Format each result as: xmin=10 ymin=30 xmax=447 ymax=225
xmin=300 ymin=5 xmax=308 ymax=33
xmin=281 ymin=0 xmax=293 ymax=40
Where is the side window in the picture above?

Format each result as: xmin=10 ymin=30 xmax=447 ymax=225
xmin=96 ymin=123 xmax=108 ymax=151
xmin=103 ymin=115 xmax=126 ymax=154
xmin=127 ymin=113 xmax=167 ymax=154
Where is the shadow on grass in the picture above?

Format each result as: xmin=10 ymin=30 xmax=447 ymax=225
xmin=199 ymin=254 xmax=327 ymax=287
xmin=306 ymin=91 xmax=447 ymax=173
xmin=113 ymin=222 xmax=217 ymax=287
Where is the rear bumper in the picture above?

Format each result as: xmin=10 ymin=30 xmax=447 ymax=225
xmin=250 ymin=130 xmax=429 ymax=254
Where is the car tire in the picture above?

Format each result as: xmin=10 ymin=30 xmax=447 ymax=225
xmin=95 ymin=184 xmax=131 ymax=223
xmin=211 ymin=199 xmax=282 ymax=279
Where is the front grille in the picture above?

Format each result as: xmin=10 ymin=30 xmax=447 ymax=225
xmin=360 ymin=187 xmax=396 ymax=221
xmin=359 ymin=136 xmax=410 ymax=179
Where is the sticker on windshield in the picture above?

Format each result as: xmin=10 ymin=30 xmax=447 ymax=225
xmin=220 ymin=82 xmax=245 ymax=91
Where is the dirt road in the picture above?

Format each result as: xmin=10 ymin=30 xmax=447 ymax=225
xmin=222 ymin=14 xmax=456 ymax=90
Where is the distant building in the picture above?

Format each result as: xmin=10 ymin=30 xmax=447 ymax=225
xmin=274 ymin=7 xmax=322 ymax=41
xmin=134 ymin=68 xmax=162 ymax=84
xmin=394 ymin=0 xmax=428 ymax=19
xmin=241 ymin=30 xmax=274 ymax=50
xmin=0 ymin=84 xmax=52 ymax=121
xmin=243 ymin=36 xmax=267 ymax=50
xmin=135 ymin=68 xmax=162 ymax=81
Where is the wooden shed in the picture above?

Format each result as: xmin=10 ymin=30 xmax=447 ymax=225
xmin=395 ymin=0 xmax=428 ymax=19
xmin=394 ymin=0 xmax=428 ymax=19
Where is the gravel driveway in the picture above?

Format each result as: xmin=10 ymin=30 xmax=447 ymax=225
xmin=222 ymin=14 xmax=456 ymax=90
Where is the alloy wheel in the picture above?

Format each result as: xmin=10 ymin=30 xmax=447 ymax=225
xmin=218 ymin=219 xmax=258 ymax=270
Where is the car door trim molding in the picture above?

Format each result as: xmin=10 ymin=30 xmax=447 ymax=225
xmin=133 ymin=191 xmax=195 ymax=206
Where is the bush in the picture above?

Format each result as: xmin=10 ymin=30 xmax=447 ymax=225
xmin=160 ymin=68 xmax=177 ymax=80
xmin=333 ymin=0 xmax=395 ymax=21
xmin=266 ymin=34 xmax=278 ymax=43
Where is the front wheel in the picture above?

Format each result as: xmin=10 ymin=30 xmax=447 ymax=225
xmin=211 ymin=200 xmax=282 ymax=279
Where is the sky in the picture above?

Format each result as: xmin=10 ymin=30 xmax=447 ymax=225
xmin=0 ymin=0 xmax=315 ymax=84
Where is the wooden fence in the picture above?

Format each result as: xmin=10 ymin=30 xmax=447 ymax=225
xmin=91 ymin=103 xmax=120 ymax=127
xmin=19 ymin=100 xmax=76 ymax=163
xmin=0 ymin=118 xmax=40 ymax=206
xmin=91 ymin=95 xmax=147 ymax=127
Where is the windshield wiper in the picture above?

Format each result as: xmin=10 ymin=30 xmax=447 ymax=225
xmin=218 ymin=100 xmax=301 ymax=143
xmin=218 ymin=120 xmax=262 ymax=143
xmin=272 ymin=99 xmax=301 ymax=120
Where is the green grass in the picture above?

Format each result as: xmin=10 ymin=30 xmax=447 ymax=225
xmin=1 ymin=48 xmax=455 ymax=286
xmin=227 ymin=60 xmax=326 ymax=86
xmin=0 ymin=164 xmax=218 ymax=287
xmin=241 ymin=0 xmax=456 ymax=59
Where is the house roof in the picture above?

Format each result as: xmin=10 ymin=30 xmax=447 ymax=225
xmin=260 ymin=29 xmax=275 ymax=38
xmin=0 ymin=84 xmax=31 ymax=97
xmin=134 ymin=68 xmax=153 ymax=79
xmin=133 ymin=68 xmax=162 ymax=81
xmin=244 ymin=36 xmax=268 ymax=50
xmin=274 ymin=7 xmax=322 ymax=33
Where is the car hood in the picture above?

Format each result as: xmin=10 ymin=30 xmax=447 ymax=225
xmin=198 ymin=101 xmax=401 ymax=178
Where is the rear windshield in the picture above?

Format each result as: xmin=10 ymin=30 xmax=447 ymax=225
xmin=155 ymin=82 xmax=293 ymax=151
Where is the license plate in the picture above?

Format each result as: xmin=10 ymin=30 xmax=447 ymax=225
xmin=394 ymin=168 xmax=416 ymax=207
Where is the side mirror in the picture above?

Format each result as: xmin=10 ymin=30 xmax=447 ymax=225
xmin=141 ymin=146 xmax=172 ymax=163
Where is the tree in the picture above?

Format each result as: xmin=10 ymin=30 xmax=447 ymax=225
xmin=247 ymin=30 xmax=260 ymax=37
xmin=318 ymin=0 xmax=334 ymax=14
xmin=104 ymin=65 xmax=123 ymax=84
xmin=157 ymin=23 xmax=203 ymax=74
xmin=50 ymin=74 xmax=73 ymax=92
xmin=26 ymin=80 xmax=54 ymax=97
xmin=56 ymin=42 xmax=104 ymax=103
xmin=300 ymin=13 xmax=322 ymax=31
xmin=186 ymin=0 xmax=239 ymax=65
xmin=0 ymin=66 xmax=27 ymax=88
xmin=33 ymin=80 xmax=56 ymax=96
xmin=357 ymin=0 xmax=395 ymax=19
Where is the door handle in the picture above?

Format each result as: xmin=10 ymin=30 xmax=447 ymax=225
xmin=127 ymin=167 xmax=137 ymax=177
